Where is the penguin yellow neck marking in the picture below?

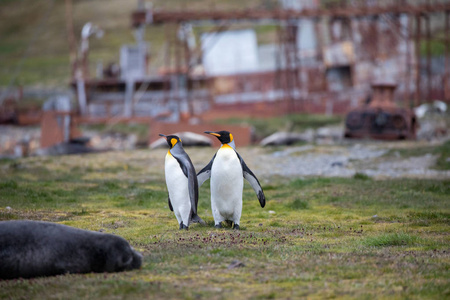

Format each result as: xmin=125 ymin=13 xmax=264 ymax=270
xmin=221 ymin=144 xmax=233 ymax=149
xmin=170 ymin=138 xmax=178 ymax=147
xmin=167 ymin=150 xmax=173 ymax=157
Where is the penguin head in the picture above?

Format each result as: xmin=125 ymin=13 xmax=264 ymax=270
xmin=205 ymin=131 xmax=234 ymax=145
xmin=159 ymin=134 xmax=182 ymax=149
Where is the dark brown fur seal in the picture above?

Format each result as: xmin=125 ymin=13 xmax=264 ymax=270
xmin=0 ymin=220 xmax=142 ymax=279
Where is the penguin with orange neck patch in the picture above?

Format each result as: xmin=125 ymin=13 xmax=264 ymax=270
xmin=160 ymin=134 xmax=205 ymax=229
xmin=198 ymin=131 xmax=265 ymax=230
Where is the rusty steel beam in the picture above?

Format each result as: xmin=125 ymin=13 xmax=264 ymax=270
xmin=425 ymin=14 xmax=431 ymax=102
xmin=132 ymin=3 xmax=450 ymax=26
xmin=415 ymin=14 xmax=422 ymax=106
xmin=446 ymin=11 xmax=449 ymax=101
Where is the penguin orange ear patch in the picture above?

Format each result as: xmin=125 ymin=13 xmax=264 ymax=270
xmin=171 ymin=138 xmax=178 ymax=147
xmin=229 ymin=133 xmax=234 ymax=142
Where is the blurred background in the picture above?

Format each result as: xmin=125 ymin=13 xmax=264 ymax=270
xmin=0 ymin=0 xmax=449 ymax=157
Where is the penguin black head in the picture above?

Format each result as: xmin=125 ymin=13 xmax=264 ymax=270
xmin=205 ymin=131 xmax=234 ymax=144
xmin=159 ymin=134 xmax=182 ymax=149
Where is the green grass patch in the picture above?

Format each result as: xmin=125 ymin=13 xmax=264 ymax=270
xmin=434 ymin=140 xmax=450 ymax=170
xmin=361 ymin=232 xmax=422 ymax=247
xmin=0 ymin=149 xmax=448 ymax=299
xmin=288 ymin=197 xmax=310 ymax=210
xmin=353 ymin=172 xmax=370 ymax=180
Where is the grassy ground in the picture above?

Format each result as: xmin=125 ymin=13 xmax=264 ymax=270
xmin=0 ymin=146 xmax=448 ymax=299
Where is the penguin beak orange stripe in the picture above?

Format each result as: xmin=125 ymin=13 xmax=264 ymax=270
xmin=205 ymin=131 xmax=221 ymax=137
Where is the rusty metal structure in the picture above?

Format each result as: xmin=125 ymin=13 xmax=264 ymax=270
xmin=64 ymin=0 xmax=449 ymax=141
xmin=344 ymin=83 xmax=416 ymax=139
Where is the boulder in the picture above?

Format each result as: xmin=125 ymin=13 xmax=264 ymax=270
xmin=260 ymin=131 xmax=310 ymax=146
xmin=150 ymin=131 xmax=213 ymax=149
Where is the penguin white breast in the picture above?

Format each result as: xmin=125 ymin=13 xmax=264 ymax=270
xmin=210 ymin=145 xmax=243 ymax=216
xmin=164 ymin=153 xmax=190 ymax=214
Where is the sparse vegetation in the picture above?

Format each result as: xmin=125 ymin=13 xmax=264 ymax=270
xmin=353 ymin=172 xmax=370 ymax=180
xmin=435 ymin=140 xmax=450 ymax=170
xmin=382 ymin=140 xmax=450 ymax=171
xmin=0 ymin=147 xmax=448 ymax=299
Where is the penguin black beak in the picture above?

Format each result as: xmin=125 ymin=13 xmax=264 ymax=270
xmin=205 ymin=131 xmax=221 ymax=137
xmin=159 ymin=134 xmax=167 ymax=137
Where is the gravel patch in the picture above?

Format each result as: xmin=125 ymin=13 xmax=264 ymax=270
xmin=246 ymin=142 xmax=449 ymax=180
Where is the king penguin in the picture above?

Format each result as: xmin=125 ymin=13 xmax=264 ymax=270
xmin=197 ymin=131 xmax=265 ymax=230
xmin=160 ymin=134 xmax=205 ymax=230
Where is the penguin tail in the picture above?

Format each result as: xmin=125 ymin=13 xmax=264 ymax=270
xmin=190 ymin=213 xmax=206 ymax=225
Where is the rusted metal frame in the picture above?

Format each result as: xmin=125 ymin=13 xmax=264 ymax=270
xmin=190 ymin=23 xmax=230 ymax=69
xmin=373 ymin=15 xmax=380 ymax=62
xmin=287 ymin=21 xmax=300 ymax=110
xmin=65 ymin=0 xmax=77 ymax=79
xmin=345 ymin=16 xmax=355 ymax=89
xmin=174 ymin=22 xmax=182 ymax=112
xmin=328 ymin=17 xmax=336 ymax=43
xmin=294 ymin=20 xmax=303 ymax=112
xmin=281 ymin=21 xmax=295 ymax=112
xmin=131 ymin=3 xmax=450 ymax=26
xmin=446 ymin=10 xmax=450 ymax=101
xmin=406 ymin=13 xmax=412 ymax=108
xmin=425 ymin=13 xmax=432 ymax=102
xmin=274 ymin=24 xmax=283 ymax=92
xmin=180 ymin=23 xmax=194 ymax=116
xmin=163 ymin=24 xmax=172 ymax=104
xmin=314 ymin=17 xmax=323 ymax=61
xmin=415 ymin=13 xmax=422 ymax=106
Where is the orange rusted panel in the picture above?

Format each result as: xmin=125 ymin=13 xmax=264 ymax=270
xmin=40 ymin=111 xmax=81 ymax=148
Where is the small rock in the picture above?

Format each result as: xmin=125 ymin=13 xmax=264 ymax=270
xmin=269 ymin=210 xmax=276 ymax=214
xmin=228 ymin=260 xmax=245 ymax=269
xmin=372 ymin=215 xmax=378 ymax=218
xmin=331 ymin=161 xmax=344 ymax=167
xmin=260 ymin=131 xmax=310 ymax=146
xmin=6 ymin=206 xmax=12 ymax=211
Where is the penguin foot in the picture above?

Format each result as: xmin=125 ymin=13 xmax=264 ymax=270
xmin=214 ymin=223 xmax=222 ymax=229
xmin=179 ymin=222 xmax=189 ymax=230
xmin=233 ymin=224 xmax=240 ymax=230
xmin=190 ymin=214 xmax=206 ymax=225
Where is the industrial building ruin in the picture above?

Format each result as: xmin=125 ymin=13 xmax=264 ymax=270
xmin=70 ymin=0 xmax=449 ymax=125
xmin=1 ymin=0 xmax=448 ymax=149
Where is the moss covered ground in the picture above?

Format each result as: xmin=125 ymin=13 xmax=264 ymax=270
xmin=0 ymin=145 xmax=448 ymax=299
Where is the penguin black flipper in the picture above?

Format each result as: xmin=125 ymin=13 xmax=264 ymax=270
xmin=170 ymin=146 xmax=199 ymax=215
xmin=168 ymin=195 xmax=173 ymax=211
xmin=236 ymin=152 xmax=266 ymax=208
xmin=197 ymin=154 xmax=216 ymax=187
